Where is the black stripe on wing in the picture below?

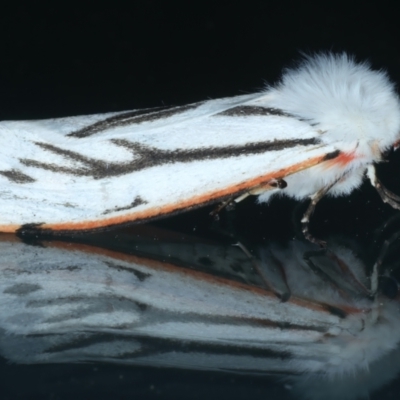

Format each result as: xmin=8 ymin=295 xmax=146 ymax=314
xmin=20 ymin=138 xmax=323 ymax=179
xmin=0 ymin=169 xmax=36 ymax=183
xmin=102 ymin=196 xmax=148 ymax=215
xmin=67 ymin=104 xmax=308 ymax=139
xmin=217 ymin=106 xmax=295 ymax=118
xmin=68 ymin=104 xmax=201 ymax=138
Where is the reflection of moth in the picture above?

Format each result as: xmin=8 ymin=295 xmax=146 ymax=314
xmin=1 ymin=54 xmax=400 ymax=243
xmin=0 ymin=229 xmax=399 ymax=399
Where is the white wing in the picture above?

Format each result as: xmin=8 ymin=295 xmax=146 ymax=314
xmin=0 ymin=93 xmax=336 ymax=232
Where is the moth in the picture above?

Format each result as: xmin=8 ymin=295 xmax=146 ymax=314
xmin=0 ymin=226 xmax=399 ymax=400
xmin=1 ymin=53 xmax=400 ymax=242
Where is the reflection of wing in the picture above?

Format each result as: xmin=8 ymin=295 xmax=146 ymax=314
xmin=0 ymin=94 xmax=333 ymax=233
xmin=3 ymin=53 xmax=399 ymax=234
xmin=1 ymin=230 xmax=400 ymax=400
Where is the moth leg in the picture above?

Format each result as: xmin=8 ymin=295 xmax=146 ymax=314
xmin=209 ymin=198 xmax=235 ymax=219
xmin=210 ymin=178 xmax=287 ymax=217
xmin=301 ymin=178 xmax=342 ymax=246
xmin=367 ymin=164 xmax=400 ymax=208
xmin=234 ymin=178 xmax=287 ymax=203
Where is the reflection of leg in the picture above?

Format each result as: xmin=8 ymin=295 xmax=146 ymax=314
xmin=372 ymin=212 xmax=400 ymax=246
xmin=370 ymin=210 xmax=400 ymax=299
xmin=371 ymin=229 xmax=400 ymax=296
xmin=304 ymin=248 xmax=370 ymax=299
xmin=233 ymin=242 xmax=291 ymax=301
xmin=367 ymin=175 xmax=400 ymax=299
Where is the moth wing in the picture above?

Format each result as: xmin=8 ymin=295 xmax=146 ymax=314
xmin=0 ymin=94 xmax=336 ymax=232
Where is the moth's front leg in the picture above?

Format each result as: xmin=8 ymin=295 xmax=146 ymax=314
xmin=301 ymin=178 xmax=343 ymax=247
xmin=210 ymin=178 xmax=287 ymax=218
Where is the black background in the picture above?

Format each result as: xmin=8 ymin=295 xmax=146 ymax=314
xmin=1 ymin=2 xmax=400 ymax=399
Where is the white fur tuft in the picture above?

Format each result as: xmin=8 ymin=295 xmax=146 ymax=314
xmin=267 ymin=53 xmax=400 ymax=152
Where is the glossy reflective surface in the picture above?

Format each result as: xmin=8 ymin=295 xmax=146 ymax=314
xmin=2 ymin=205 xmax=400 ymax=400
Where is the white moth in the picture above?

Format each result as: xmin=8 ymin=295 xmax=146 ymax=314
xmin=0 ymin=53 xmax=400 ymax=241
xmin=0 ymin=228 xmax=399 ymax=400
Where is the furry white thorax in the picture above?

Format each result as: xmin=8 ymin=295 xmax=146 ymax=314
xmin=257 ymin=53 xmax=400 ymax=202
xmin=267 ymin=53 xmax=400 ymax=151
